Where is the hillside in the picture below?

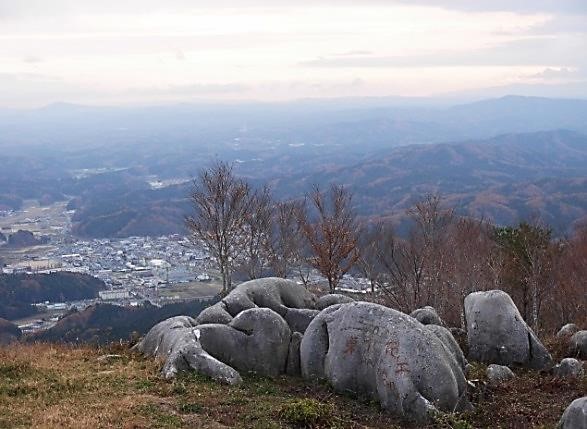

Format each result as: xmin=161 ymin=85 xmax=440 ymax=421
xmin=0 ymin=272 xmax=106 ymax=320
xmin=272 ymin=129 xmax=587 ymax=232
xmin=0 ymin=341 xmax=584 ymax=428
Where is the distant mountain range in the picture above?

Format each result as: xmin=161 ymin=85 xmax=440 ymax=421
xmin=1 ymin=95 xmax=587 ymax=236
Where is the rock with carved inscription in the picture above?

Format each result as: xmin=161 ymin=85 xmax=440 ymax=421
xmin=300 ymin=302 xmax=471 ymax=423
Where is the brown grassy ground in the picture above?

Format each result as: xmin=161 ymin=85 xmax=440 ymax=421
xmin=0 ymin=342 xmax=584 ymax=429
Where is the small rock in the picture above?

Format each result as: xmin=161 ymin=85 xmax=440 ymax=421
xmin=486 ymin=364 xmax=515 ymax=383
xmin=410 ymin=306 xmax=443 ymax=326
xmin=96 ymin=354 xmax=123 ymax=363
xmin=558 ymin=396 xmax=587 ymax=429
xmin=553 ymin=358 xmax=584 ymax=378
xmin=569 ymin=331 xmax=587 ymax=360
xmin=557 ymin=323 xmax=580 ymax=338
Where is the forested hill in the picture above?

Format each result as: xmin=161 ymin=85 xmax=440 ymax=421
xmin=0 ymin=272 xmax=106 ymax=320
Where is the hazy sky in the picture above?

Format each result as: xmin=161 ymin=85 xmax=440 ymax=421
xmin=1 ymin=0 xmax=586 ymax=107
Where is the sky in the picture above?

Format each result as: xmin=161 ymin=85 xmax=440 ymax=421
xmin=0 ymin=0 xmax=586 ymax=107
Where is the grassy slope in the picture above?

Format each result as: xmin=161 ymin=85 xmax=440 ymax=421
xmin=0 ymin=342 xmax=585 ymax=429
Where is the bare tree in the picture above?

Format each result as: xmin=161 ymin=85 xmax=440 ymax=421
xmin=301 ymin=184 xmax=360 ymax=293
xmin=186 ymin=161 xmax=252 ymax=293
xmin=239 ymin=186 xmax=273 ymax=280
xmin=267 ymin=199 xmax=308 ymax=282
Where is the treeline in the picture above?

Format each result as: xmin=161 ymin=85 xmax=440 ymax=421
xmin=187 ymin=162 xmax=586 ymax=333
xmin=0 ymin=272 xmax=106 ymax=320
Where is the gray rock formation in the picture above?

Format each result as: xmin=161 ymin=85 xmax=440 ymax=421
xmin=464 ymin=290 xmax=552 ymax=369
xmin=198 ymin=307 xmax=292 ymax=377
xmin=557 ymin=323 xmax=580 ymax=338
xmin=558 ymin=397 xmax=587 ymax=429
xmin=410 ymin=306 xmax=443 ymax=326
xmin=133 ymin=316 xmax=241 ymax=384
xmin=284 ymin=308 xmax=320 ymax=334
xmin=569 ymin=331 xmax=587 ymax=360
xmin=486 ymin=364 xmax=515 ymax=383
xmin=553 ymin=358 xmax=584 ymax=378
xmin=286 ymin=332 xmax=303 ymax=376
xmin=426 ymin=324 xmax=467 ymax=371
xmin=300 ymin=302 xmax=471 ymax=423
xmin=315 ymin=293 xmax=354 ymax=310
xmin=195 ymin=278 xmax=317 ymax=333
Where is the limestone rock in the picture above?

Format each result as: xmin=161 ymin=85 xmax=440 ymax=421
xmin=426 ymin=324 xmax=468 ymax=371
xmin=464 ymin=290 xmax=552 ymax=369
xmin=486 ymin=364 xmax=515 ymax=383
xmin=133 ymin=316 xmax=241 ymax=384
xmin=198 ymin=307 xmax=292 ymax=377
xmin=196 ymin=302 xmax=233 ymax=325
xmin=569 ymin=331 xmax=587 ymax=360
xmin=286 ymin=332 xmax=303 ymax=376
xmin=557 ymin=323 xmax=580 ymax=338
xmin=553 ymin=358 xmax=584 ymax=378
xmin=284 ymin=308 xmax=320 ymax=334
xmin=316 ymin=294 xmax=354 ymax=310
xmin=300 ymin=302 xmax=471 ymax=423
xmin=558 ymin=397 xmax=587 ymax=429
xmin=410 ymin=306 xmax=443 ymax=326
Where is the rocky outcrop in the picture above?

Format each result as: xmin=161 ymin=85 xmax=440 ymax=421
xmin=464 ymin=290 xmax=552 ymax=369
xmin=197 ymin=308 xmax=292 ymax=377
xmin=410 ymin=306 xmax=443 ymax=326
xmin=133 ymin=316 xmax=241 ymax=384
xmin=558 ymin=397 xmax=587 ymax=429
xmin=569 ymin=331 xmax=587 ymax=360
xmin=486 ymin=364 xmax=515 ymax=383
xmin=553 ymin=358 xmax=584 ymax=378
xmin=300 ymin=302 xmax=471 ymax=423
xmin=196 ymin=278 xmax=317 ymax=333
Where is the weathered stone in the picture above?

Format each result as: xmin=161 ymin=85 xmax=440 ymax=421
xmin=569 ymin=331 xmax=587 ymax=360
xmin=134 ymin=316 xmax=241 ymax=384
xmin=222 ymin=277 xmax=316 ymax=318
xmin=486 ymin=364 xmax=515 ymax=383
xmin=198 ymin=307 xmax=292 ymax=377
xmin=286 ymin=332 xmax=303 ymax=376
xmin=464 ymin=290 xmax=552 ymax=369
xmin=553 ymin=358 xmax=584 ymax=378
xmin=300 ymin=302 xmax=471 ymax=423
xmin=558 ymin=397 xmax=587 ymax=429
xmin=426 ymin=324 xmax=468 ymax=371
xmin=410 ymin=306 xmax=443 ymax=326
xmin=195 ymin=302 xmax=233 ymax=325
xmin=557 ymin=323 xmax=580 ymax=338
xmin=315 ymin=293 xmax=354 ymax=310
xmin=284 ymin=308 xmax=320 ymax=334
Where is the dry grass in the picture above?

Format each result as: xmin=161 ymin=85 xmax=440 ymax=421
xmin=0 ymin=342 xmax=585 ymax=429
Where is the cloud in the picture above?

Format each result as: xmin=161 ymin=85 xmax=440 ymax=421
xmin=528 ymin=67 xmax=585 ymax=80
xmin=301 ymin=37 xmax=586 ymax=69
xmin=22 ymin=55 xmax=43 ymax=63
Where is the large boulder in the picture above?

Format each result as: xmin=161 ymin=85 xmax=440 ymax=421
xmin=196 ymin=278 xmax=317 ymax=333
xmin=557 ymin=323 xmax=580 ymax=338
xmin=558 ymin=397 xmax=587 ymax=429
xmin=425 ymin=324 xmax=467 ymax=371
xmin=464 ymin=290 xmax=552 ymax=369
xmin=198 ymin=307 xmax=292 ymax=377
xmin=569 ymin=331 xmax=587 ymax=360
xmin=410 ymin=306 xmax=443 ymax=326
xmin=553 ymin=358 xmax=584 ymax=378
xmin=300 ymin=302 xmax=471 ymax=423
xmin=133 ymin=316 xmax=241 ymax=384
xmin=286 ymin=332 xmax=303 ymax=376
xmin=284 ymin=308 xmax=320 ymax=334
xmin=316 ymin=294 xmax=354 ymax=310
